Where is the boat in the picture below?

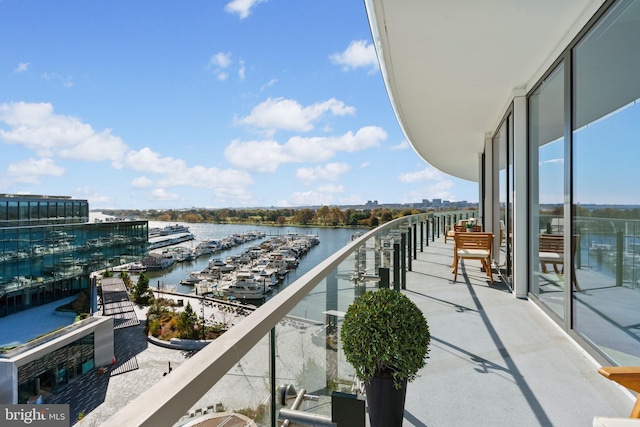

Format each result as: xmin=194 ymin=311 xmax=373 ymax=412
xmin=220 ymin=271 xmax=266 ymax=300
xmin=209 ymin=258 xmax=236 ymax=272
xmin=149 ymin=224 xmax=191 ymax=238
xmin=126 ymin=262 xmax=146 ymax=272
xmin=148 ymin=224 xmax=195 ymax=250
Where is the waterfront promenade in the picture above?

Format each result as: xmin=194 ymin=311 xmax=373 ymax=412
xmin=10 ymin=233 xmax=637 ymax=426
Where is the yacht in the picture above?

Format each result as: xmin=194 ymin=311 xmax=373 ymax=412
xmin=220 ymin=271 xmax=266 ymax=300
xmin=209 ymin=258 xmax=236 ymax=272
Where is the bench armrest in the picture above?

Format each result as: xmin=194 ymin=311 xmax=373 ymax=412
xmin=599 ymin=367 xmax=640 ymax=418
xmin=599 ymin=367 xmax=640 ymax=393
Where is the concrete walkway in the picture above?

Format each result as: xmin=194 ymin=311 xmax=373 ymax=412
xmin=401 ymin=236 xmax=634 ymax=426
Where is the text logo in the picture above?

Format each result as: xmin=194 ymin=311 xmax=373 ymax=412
xmin=1 ymin=405 xmax=69 ymax=426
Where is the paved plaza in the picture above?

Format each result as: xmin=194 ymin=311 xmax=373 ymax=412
xmin=47 ymin=293 xmax=252 ymax=426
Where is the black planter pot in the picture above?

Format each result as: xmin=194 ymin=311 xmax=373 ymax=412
xmin=365 ymin=376 xmax=407 ymax=427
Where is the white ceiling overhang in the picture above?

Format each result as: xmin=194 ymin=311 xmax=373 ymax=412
xmin=364 ymin=0 xmax=605 ymax=182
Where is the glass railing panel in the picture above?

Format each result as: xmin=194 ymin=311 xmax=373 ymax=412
xmin=175 ymin=332 xmax=272 ymax=427
xmin=273 ymin=229 xmax=407 ymax=425
xmin=105 ymin=213 xmax=434 ymax=426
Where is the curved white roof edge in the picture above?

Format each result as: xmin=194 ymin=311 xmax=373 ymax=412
xmin=364 ymin=0 xmax=605 ymax=182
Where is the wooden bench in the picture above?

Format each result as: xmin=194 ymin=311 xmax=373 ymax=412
xmin=445 ymin=225 xmax=466 ymax=243
xmin=452 ymin=232 xmax=494 ymax=284
xmin=539 ymin=234 xmax=580 ymax=291
xmin=596 ymin=366 xmax=640 ymax=424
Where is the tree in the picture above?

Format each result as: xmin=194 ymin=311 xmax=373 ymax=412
xmin=316 ymin=206 xmax=330 ymax=225
xmin=178 ymin=302 xmax=199 ymax=339
xmin=72 ymin=291 xmax=90 ymax=314
xmin=329 ymin=207 xmax=345 ymax=226
xmin=120 ymin=271 xmax=133 ymax=290
xmin=132 ymin=272 xmax=152 ymax=304
xmin=294 ymin=209 xmax=315 ymax=225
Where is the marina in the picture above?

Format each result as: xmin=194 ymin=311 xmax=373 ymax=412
xmin=130 ymin=222 xmax=359 ymax=305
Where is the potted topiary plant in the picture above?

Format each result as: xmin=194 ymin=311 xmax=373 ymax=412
xmin=340 ymin=288 xmax=430 ymax=427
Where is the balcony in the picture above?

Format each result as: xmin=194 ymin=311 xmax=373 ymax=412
xmin=101 ymin=213 xmax=634 ymax=426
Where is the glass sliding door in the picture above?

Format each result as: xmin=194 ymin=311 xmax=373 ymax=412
xmin=529 ymin=63 xmax=566 ymax=319
xmin=572 ymin=0 xmax=640 ymax=364
xmin=493 ymin=112 xmax=513 ymax=287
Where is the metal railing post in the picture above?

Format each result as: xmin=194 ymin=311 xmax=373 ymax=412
xmin=379 ymin=267 xmax=390 ymax=289
xmin=425 ymin=220 xmax=429 ymax=247
xmin=617 ymin=231 xmax=623 ymax=287
xmin=270 ymin=328 xmax=276 ymax=427
xmin=393 ymin=243 xmax=400 ymax=291
xmin=406 ymin=229 xmax=412 ymax=272
xmin=401 ymin=233 xmax=407 ymax=289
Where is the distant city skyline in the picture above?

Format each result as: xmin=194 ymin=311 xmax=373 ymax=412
xmin=0 ymin=1 xmax=479 ymax=210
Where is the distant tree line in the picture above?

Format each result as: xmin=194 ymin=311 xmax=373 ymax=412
xmin=100 ymin=206 xmax=430 ymax=228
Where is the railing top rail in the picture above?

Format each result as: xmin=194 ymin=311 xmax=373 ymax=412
xmin=103 ymin=213 xmax=431 ymax=426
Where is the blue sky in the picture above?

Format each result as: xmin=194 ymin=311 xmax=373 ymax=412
xmin=0 ymin=0 xmax=478 ymax=210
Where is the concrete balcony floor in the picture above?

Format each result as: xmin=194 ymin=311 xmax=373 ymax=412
xmin=399 ymin=236 xmax=634 ymax=426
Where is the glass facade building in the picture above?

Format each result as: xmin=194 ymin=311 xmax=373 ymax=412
xmin=0 ymin=194 xmax=148 ymax=317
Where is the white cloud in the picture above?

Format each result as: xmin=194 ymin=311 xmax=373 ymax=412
xmin=224 ymin=0 xmax=267 ymax=19
xmin=210 ymin=52 xmax=232 ymax=68
xmin=124 ymin=148 xmax=186 ymax=174
xmin=238 ymin=60 xmax=246 ymax=80
xmin=14 ymin=62 xmax=29 ymax=73
xmin=330 ymin=40 xmax=378 ymax=73
xmin=7 ymin=158 xmax=65 ymax=184
xmin=359 ymin=162 xmax=370 ymax=169
xmin=74 ymin=187 xmax=112 ymax=206
xmin=390 ymin=140 xmax=409 ymax=150
xmin=124 ymin=147 xmax=254 ymax=197
xmin=317 ymin=184 xmax=344 ymax=193
xmin=322 ymin=126 xmax=385 ymax=152
xmin=0 ymin=102 xmax=128 ymax=163
xmin=260 ymin=78 xmax=278 ymax=92
xmin=402 ymin=179 xmax=458 ymax=203
xmin=41 ymin=72 xmax=73 ymax=87
xmin=225 ymin=126 xmax=386 ymax=172
xmin=288 ymin=190 xmax=334 ymax=206
xmin=0 ymin=101 xmax=255 ymax=205
xmin=209 ymin=52 xmax=233 ymax=80
xmin=234 ymin=97 xmax=355 ymax=135
xmin=149 ymin=188 xmax=179 ymax=201
xmin=296 ymin=162 xmax=350 ymax=184
xmin=131 ymin=176 xmax=154 ymax=188
xmin=399 ymin=167 xmax=446 ymax=183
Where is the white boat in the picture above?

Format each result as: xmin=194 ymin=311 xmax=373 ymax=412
xmin=220 ymin=271 xmax=266 ymax=300
xmin=209 ymin=258 xmax=236 ymax=272
xmin=127 ymin=262 xmax=146 ymax=272
xmin=195 ymin=242 xmax=213 ymax=256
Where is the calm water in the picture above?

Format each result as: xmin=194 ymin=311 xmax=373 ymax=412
xmin=142 ymin=221 xmax=366 ymax=303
